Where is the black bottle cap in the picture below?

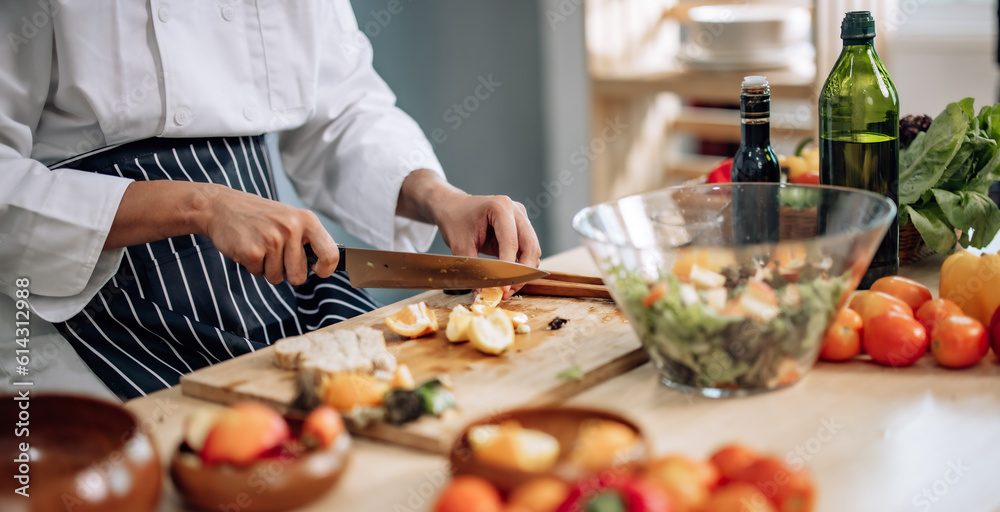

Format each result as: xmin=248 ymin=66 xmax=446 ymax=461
xmin=841 ymin=11 xmax=875 ymax=40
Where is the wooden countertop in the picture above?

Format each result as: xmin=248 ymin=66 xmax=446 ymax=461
xmin=125 ymin=248 xmax=1000 ymax=512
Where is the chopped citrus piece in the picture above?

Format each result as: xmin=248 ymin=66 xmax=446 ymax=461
xmin=320 ymin=372 xmax=391 ymax=411
xmin=384 ymin=301 xmax=438 ymax=338
xmin=391 ymin=364 xmax=415 ymax=390
xmin=469 ymin=421 xmax=559 ymax=473
xmin=498 ymin=307 xmax=528 ymax=327
xmin=446 ymin=305 xmax=474 ymax=343
xmin=474 ymin=287 xmax=504 ymax=308
xmin=470 ymin=303 xmax=495 ymax=315
xmin=469 ymin=310 xmax=515 ymax=355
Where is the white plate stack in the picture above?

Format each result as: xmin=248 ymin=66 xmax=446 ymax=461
xmin=677 ymin=5 xmax=814 ymax=71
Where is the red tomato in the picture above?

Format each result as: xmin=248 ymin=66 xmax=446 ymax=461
xmin=863 ymin=311 xmax=928 ymax=367
xmin=702 ymin=482 xmax=776 ymax=512
xmin=733 ymin=456 xmax=815 ymax=512
xmin=434 ymin=476 xmax=502 ymax=512
xmin=915 ymin=299 xmax=964 ymax=345
xmin=706 ymin=158 xmax=733 ymax=184
xmin=789 ymin=171 xmax=820 ymax=185
xmin=709 ymin=444 xmax=759 ymax=486
xmin=849 ymin=291 xmax=914 ymax=324
xmin=819 ymin=308 xmax=863 ymax=362
xmin=300 ymin=405 xmax=344 ymax=449
xmin=931 ymin=315 xmax=989 ymax=368
xmin=870 ymin=276 xmax=933 ymax=312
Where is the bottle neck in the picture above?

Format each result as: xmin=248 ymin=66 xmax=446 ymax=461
xmin=740 ymin=119 xmax=771 ymax=148
xmin=842 ymin=37 xmax=874 ymax=49
xmin=739 ymin=91 xmax=771 ymax=148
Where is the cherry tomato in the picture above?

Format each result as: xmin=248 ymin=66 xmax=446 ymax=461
xmin=931 ymin=315 xmax=989 ymax=368
xmin=709 ymin=444 xmax=759 ymax=486
xmin=702 ymin=482 xmax=776 ymax=512
xmin=733 ymin=456 xmax=815 ymax=512
xmin=819 ymin=308 xmax=863 ymax=361
xmin=870 ymin=276 xmax=932 ymax=312
xmin=849 ymin=291 xmax=914 ymax=324
xmin=300 ymin=405 xmax=344 ymax=449
xmin=915 ymin=299 xmax=963 ymax=339
xmin=863 ymin=311 xmax=928 ymax=367
xmin=434 ymin=476 xmax=502 ymax=512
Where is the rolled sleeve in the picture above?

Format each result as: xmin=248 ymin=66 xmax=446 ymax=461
xmin=277 ymin=0 xmax=444 ymax=253
xmin=1 ymin=161 xmax=133 ymax=322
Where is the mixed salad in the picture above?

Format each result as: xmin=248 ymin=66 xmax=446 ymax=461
xmin=613 ymin=251 xmax=851 ymax=391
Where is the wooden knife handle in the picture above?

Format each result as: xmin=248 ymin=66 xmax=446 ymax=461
xmin=540 ymin=272 xmax=605 ymax=286
xmin=518 ymin=279 xmax=611 ymax=299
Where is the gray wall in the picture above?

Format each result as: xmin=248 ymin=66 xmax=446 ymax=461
xmin=275 ymin=1 xmax=549 ymax=305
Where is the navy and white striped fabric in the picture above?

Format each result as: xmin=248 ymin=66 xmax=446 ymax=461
xmin=51 ymin=136 xmax=379 ymax=400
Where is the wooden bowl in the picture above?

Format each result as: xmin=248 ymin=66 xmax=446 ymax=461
xmin=170 ymin=419 xmax=351 ymax=512
xmin=0 ymin=394 xmax=162 ymax=512
xmin=449 ymin=406 xmax=648 ymax=493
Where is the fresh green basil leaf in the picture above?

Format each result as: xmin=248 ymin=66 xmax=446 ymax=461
xmin=899 ymin=99 xmax=975 ymax=204
xmin=904 ymin=203 xmax=958 ymax=254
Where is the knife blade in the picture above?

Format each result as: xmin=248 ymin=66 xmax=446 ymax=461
xmin=304 ymin=245 xmax=549 ymax=290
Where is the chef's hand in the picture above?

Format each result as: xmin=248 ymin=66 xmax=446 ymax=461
xmin=396 ymin=170 xmax=542 ymax=299
xmin=105 ymin=181 xmax=340 ymax=285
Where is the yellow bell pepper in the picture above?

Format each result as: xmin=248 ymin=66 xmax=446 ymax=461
xmin=939 ymin=250 xmax=1000 ymax=326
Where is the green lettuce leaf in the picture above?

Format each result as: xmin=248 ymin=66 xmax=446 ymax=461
xmin=903 ymin=203 xmax=957 ymax=254
xmin=978 ymin=103 xmax=1000 ymax=142
xmin=938 ymin=132 xmax=997 ymax=191
xmin=899 ymin=98 xmax=975 ymax=204
xmin=931 ymin=189 xmax=1000 ymax=248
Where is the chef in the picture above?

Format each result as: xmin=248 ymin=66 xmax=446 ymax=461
xmin=0 ymin=2 xmax=541 ymax=399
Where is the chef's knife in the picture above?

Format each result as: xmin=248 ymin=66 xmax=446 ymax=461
xmin=304 ymin=245 xmax=549 ymax=289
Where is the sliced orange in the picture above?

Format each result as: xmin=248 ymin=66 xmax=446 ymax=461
xmin=321 ymin=372 xmax=391 ymax=411
xmin=474 ymin=287 xmax=504 ymax=308
xmin=384 ymin=301 xmax=438 ymax=338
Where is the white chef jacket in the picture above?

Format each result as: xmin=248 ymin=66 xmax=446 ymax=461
xmin=0 ymin=1 xmax=444 ymax=323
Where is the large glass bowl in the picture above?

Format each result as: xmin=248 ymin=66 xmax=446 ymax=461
xmin=573 ymin=183 xmax=896 ymax=398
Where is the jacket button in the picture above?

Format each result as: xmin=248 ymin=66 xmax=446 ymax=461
xmin=243 ymin=106 xmax=257 ymax=121
xmin=157 ymin=5 xmax=171 ymax=23
xmin=174 ymin=108 xmax=192 ymax=126
xmin=221 ymin=6 xmax=236 ymax=21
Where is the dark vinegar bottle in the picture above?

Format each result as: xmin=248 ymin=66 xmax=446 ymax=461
xmin=731 ymin=76 xmax=780 ymax=247
xmin=819 ymin=11 xmax=899 ymax=289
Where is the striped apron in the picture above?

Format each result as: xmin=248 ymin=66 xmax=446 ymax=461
xmin=51 ymin=136 xmax=379 ymax=400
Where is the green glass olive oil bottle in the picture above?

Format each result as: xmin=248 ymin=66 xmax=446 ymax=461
xmin=819 ymin=11 xmax=899 ymax=289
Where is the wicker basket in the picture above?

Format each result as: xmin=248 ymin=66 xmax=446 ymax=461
xmin=779 ymin=206 xmax=819 ymax=241
xmin=898 ymin=221 xmax=939 ymax=266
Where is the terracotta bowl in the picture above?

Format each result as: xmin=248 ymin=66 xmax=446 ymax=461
xmin=0 ymin=394 xmax=162 ymax=512
xmin=449 ymin=406 xmax=648 ymax=493
xmin=170 ymin=418 xmax=351 ymax=512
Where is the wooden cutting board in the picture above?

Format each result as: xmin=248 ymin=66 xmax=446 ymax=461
xmin=179 ymin=290 xmax=647 ymax=453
